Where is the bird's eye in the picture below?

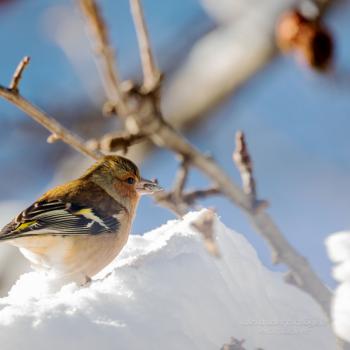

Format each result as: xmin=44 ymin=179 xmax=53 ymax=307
xmin=126 ymin=177 xmax=135 ymax=185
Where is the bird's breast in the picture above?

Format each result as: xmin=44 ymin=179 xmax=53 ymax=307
xmin=11 ymin=215 xmax=132 ymax=283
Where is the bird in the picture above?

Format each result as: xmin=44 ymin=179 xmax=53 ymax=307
xmin=0 ymin=155 xmax=163 ymax=284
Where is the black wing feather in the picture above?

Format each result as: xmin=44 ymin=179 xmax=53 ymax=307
xmin=0 ymin=199 xmax=120 ymax=241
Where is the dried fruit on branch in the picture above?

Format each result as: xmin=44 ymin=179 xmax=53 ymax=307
xmin=276 ymin=9 xmax=333 ymax=70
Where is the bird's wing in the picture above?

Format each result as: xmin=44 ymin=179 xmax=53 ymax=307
xmin=0 ymin=199 xmax=120 ymax=241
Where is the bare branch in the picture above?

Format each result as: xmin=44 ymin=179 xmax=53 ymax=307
xmin=233 ymin=131 xmax=256 ymax=198
xmin=173 ymin=156 xmax=189 ymax=199
xmin=191 ymin=209 xmax=220 ymax=258
xmin=154 ymin=193 xmax=184 ymax=217
xmin=78 ymin=0 xmax=128 ymax=114
xmin=233 ymin=131 xmax=269 ymax=212
xmin=154 ymin=158 xmax=219 ymax=219
xmin=88 ymin=131 xmax=146 ymax=154
xmin=0 ymin=85 xmax=102 ymax=160
xmin=9 ymin=56 xmax=30 ymax=92
xmin=129 ymin=0 xmax=161 ymax=92
xmin=155 ymin=185 xmax=220 ymax=218
xmin=1 ymin=56 xmax=103 ymax=158
xmin=183 ymin=187 xmax=220 ymax=205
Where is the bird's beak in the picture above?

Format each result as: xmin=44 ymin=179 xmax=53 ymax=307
xmin=136 ymin=178 xmax=163 ymax=195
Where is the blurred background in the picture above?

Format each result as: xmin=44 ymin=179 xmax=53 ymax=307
xmin=0 ymin=0 xmax=349 ymax=295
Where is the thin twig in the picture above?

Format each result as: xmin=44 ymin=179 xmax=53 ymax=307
xmin=233 ymin=131 xmax=256 ymax=198
xmin=155 ymin=185 xmax=220 ymax=217
xmin=9 ymin=56 xmax=30 ymax=92
xmin=154 ymin=154 xmax=217 ymax=220
xmin=0 ymin=86 xmax=102 ymax=160
xmin=0 ymin=57 xmax=102 ymax=160
xmin=78 ymin=0 xmax=128 ymax=114
xmin=129 ymin=0 xmax=161 ymax=92
xmin=183 ymin=187 xmax=220 ymax=205
xmin=88 ymin=131 xmax=146 ymax=154
xmin=173 ymin=156 xmax=189 ymax=199
xmin=233 ymin=131 xmax=269 ymax=212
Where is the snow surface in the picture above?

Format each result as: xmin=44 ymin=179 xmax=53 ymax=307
xmin=0 ymin=210 xmax=335 ymax=350
xmin=326 ymin=232 xmax=350 ymax=342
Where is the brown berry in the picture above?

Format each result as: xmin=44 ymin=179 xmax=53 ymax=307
xmin=276 ymin=10 xmax=308 ymax=51
xmin=300 ymin=26 xmax=333 ymax=70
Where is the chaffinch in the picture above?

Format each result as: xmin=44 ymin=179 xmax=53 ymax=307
xmin=0 ymin=155 xmax=162 ymax=284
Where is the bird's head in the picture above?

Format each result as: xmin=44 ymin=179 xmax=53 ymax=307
xmin=83 ymin=156 xmax=163 ymax=204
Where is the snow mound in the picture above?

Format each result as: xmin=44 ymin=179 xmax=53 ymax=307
xmin=326 ymin=231 xmax=350 ymax=342
xmin=0 ymin=210 xmax=334 ymax=350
